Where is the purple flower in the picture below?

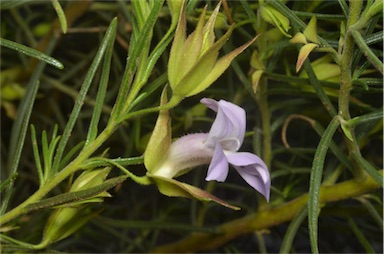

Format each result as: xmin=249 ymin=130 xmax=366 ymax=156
xmin=152 ymin=98 xmax=270 ymax=201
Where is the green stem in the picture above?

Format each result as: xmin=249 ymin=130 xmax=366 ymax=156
xmin=338 ymin=0 xmax=366 ymax=180
xmin=119 ymin=95 xmax=182 ymax=122
xmin=123 ymin=23 xmax=176 ymax=112
xmin=0 ymin=123 xmax=118 ymax=226
xmin=0 ymin=94 xmax=182 ymax=226
xmin=258 ymin=81 xmax=271 ymax=169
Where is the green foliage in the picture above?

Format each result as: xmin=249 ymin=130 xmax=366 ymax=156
xmin=0 ymin=0 xmax=382 ymax=253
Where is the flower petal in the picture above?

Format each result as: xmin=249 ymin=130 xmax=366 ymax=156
xmin=201 ymin=98 xmax=246 ymax=150
xmin=227 ymin=152 xmax=271 ymax=201
xmin=205 ymin=142 xmax=229 ymax=182
xmin=152 ymin=133 xmax=213 ymax=178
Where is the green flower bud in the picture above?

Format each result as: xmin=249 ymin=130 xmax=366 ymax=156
xmin=38 ymin=168 xmax=111 ymax=248
xmin=39 ymin=207 xmax=94 ymax=247
xmin=168 ymin=2 xmax=257 ymax=101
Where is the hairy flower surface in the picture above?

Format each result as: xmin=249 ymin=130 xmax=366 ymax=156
xmin=153 ymin=98 xmax=270 ymax=201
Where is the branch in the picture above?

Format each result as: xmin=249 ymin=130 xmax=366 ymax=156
xmin=153 ymin=171 xmax=382 ymax=252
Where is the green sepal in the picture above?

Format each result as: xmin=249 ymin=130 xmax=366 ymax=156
xmin=144 ymin=88 xmax=172 ymax=173
xmin=148 ymin=173 xmax=240 ymax=210
xmin=172 ymin=25 xmax=236 ymax=97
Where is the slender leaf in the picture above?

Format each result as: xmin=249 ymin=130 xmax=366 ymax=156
xmin=30 ymin=125 xmax=44 ymax=184
xmin=0 ymin=38 xmax=63 ymax=69
xmin=308 ymin=116 xmax=340 ymax=254
xmin=50 ymin=0 xmax=67 ymax=33
xmin=57 ymin=141 xmax=85 ymax=171
xmin=0 ymin=33 xmax=57 ymax=214
xmin=24 ymin=176 xmax=128 ymax=213
xmin=302 ymin=59 xmax=337 ymax=117
xmin=81 ymin=156 xmax=144 ymax=169
xmin=84 ymin=23 xmax=115 ymax=147
xmin=348 ymin=108 xmax=383 ymax=127
xmin=351 ymin=30 xmax=383 ymax=74
xmin=352 ymin=152 xmax=383 ymax=187
xmin=112 ymin=0 xmax=165 ymax=118
xmin=0 ymin=82 xmax=40 ymax=215
xmin=51 ymin=17 xmax=117 ymax=173
xmin=356 ymin=197 xmax=383 ymax=230
xmin=348 ymin=217 xmax=376 ymax=253
xmin=280 ymin=207 xmax=308 ymax=254
xmin=365 ymin=30 xmax=383 ymax=45
xmin=312 ymin=121 xmax=353 ymax=172
xmin=337 ymin=0 xmax=349 ymax=17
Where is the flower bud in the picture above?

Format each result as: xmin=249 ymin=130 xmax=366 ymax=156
xmin=168 ymin=2 xmax=257 ymax=101
xmin=38 ymin=168 xmax=111 ymax=248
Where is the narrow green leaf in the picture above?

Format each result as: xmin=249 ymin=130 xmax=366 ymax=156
xmin=352 ymin=152 xmax=383 ymax=187
xmin=42 ymin=130 xmax=50 ymax=179
xmin=279 ymin=207 xmax=308 ymax=254
xmin=348 ymin=108 xmax=383 ymax=127
xmin=133 ymin=72 xmax=168 ymax=106
xmin=140 ymin=23 xmax=176 ymax=89
xmin=365 ymin=30 xmax=383 ymax=45
xmin=308 ymin=116 xmax=340 ymax=254
xmin=1 ymin=82 xmax=40 ymax=215
xmin=337 ymin=0 xmax=349 ymax=17
xmin=113 ymin=0 xmax=165 ymax=118
xmin=51 ymin=17 xmax=117 ymax=173
xmin=0 ymin=38 xmax=64 ymax=70
xmin=24 ymin=176 xmax=128 ymax=213
xmin=348 ymin=217 xmax=376 ymax=253
xmin=1 ymin=37 xmax=58 ymax=215
xmin=47 ymin=136 xmax=61 ymax=175
xmin=84 ymin=22 xmax=115 ymax=147
xmin=50 ymin=0 xmax=67 ymax=34
xmin=350 ymin=30 xmax=383 ymax=74
xmin=57 ymin=141 xmax=85 ymax=171
xmin=309 ymin=120 xmax=353 ymax=172
xmin=356 ymin=197 xmax=383 ymax=230
xmin=302 ymin=59 xmax=337 ymax=117
xmin=81 ymin=156 xmax=144 ymax=169
xmin=30 ymin=125 xmax=43 ymax=184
